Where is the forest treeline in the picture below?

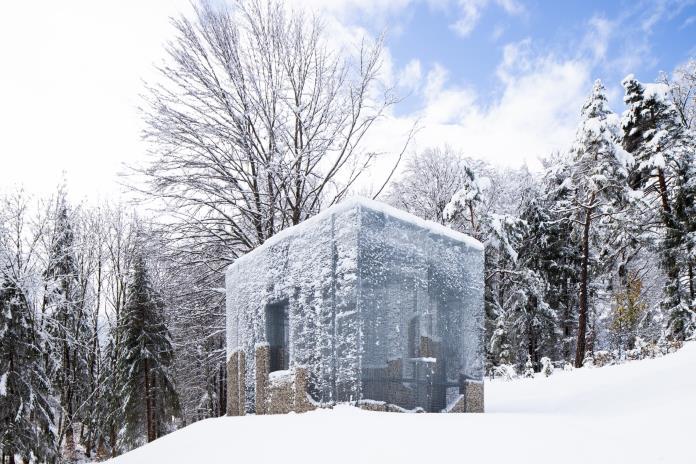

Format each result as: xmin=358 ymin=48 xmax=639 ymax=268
xmin=1 ymin=0 xmax=694 ymax=462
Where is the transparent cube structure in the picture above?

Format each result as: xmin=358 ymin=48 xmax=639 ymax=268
xmin=226 ymin=198 xmax=484 ymax=412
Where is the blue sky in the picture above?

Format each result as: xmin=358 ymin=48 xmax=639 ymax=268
xmin=315 ymin=0 xmax=696 ymax=174
xmin=370 ymin=0 xmax=696 ymax=112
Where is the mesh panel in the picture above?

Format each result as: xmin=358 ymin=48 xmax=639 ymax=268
xmin=356 ymin=207 xmax=482 ymax=412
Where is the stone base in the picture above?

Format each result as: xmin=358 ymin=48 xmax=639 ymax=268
xmin=447 ymin=379 xmax=484 ymax=413
xmin=255 ymin=344 xmax=270 ymax=415
xmin=357 ymin=400 xmax=416 ymax=413
xmin=226 ymin=350 xmax=245 ymax=416
xmin=254 ymin=343 xmax=316 ymax=415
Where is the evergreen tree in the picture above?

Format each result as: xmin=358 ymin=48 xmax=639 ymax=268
xmin=621 ymin=75 xmax=695 ymax=340
xmin=118 ymin=251 xmax=179 ymax=446
xmin=489 ymin=316 xmax=513 ymax=367
xmin=43 ymin=194 xmax=90 ymax=458
xmin=0 ymin=272 xmax=56 ymax=463
xmin=523 ymin=355 xmax=535 ymax=378
xmin=540 ymin=158 xmax=583 ymax=362
xmin=565 ymin=80 xmax=633 ymax=367
xmin=92 ymin=338 xmax=122 ymax=458
xmin=513 ymin=196 xmax=561 ymax=367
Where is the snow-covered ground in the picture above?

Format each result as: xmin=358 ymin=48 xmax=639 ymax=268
xmin=109 ymin=343 xmax=695 ymax=464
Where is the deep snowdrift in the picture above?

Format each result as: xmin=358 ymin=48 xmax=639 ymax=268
xmin=109 ymin=342 xmax=695 ymax=464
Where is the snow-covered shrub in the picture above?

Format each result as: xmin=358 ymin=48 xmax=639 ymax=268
xmin=523 ymin=355 xmax=535 ymax=378
xmin=563 ymin=362 xmax=574 ymax=372
xmin=669 ymin=340 xmax=683 ymax=353
xmin=493 ymin=364 xmax=517 ymax=381
xmin=626 ymin=348 xmax=641 ymax=361
xmin=594 ymin=350 xmax=614 ymax=367
xmin=657 ymin=336 xmax=671 ymax=355
xmin=644 ymin=341 xmax=661 ymax=358
xmin=540 ymin=357 xmax=554 ymax=377
xmin=583 ymin=352 xmax=595 ymax=368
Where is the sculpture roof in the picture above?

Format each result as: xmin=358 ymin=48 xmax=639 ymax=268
xmin=231 ymin=197 xmax=483 ymax=269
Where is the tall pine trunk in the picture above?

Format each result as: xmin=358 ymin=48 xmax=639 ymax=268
xmin=575 ymin=197 xmax=594 ymax=368
xmin=687 ymin=262 xmax=694 ymax=310
xmin=144 ymin=358 xmax=154 ymax=442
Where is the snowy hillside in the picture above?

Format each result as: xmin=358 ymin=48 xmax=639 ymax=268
xmin=108 ymin=343 xmax=696 ymax=464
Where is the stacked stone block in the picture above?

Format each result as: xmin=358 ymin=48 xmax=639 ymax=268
xmin=226 ymin=349 xmax=246 ymax=416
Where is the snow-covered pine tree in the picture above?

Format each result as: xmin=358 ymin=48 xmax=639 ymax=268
xmin=566 ymin=80 xmax=633 ymax=367
xmin=91 ymin=337 xmax=122 ymax=458
xmin=0 ymin=271 xmax=56 ymax=464
xmin=621 ymin=75 xmax=695 ymax=340
xmin=442 ymin=160 xmax=484 ymax=238
xmin=489 ymin=316 xmax=513 ymax=367
xmin=523 ymin=355 xmax=535 ymax=378
xmin=540 ymin=357 xmax=554 ymax=377
xmin=117 ymin=250 xmax=179 ymax=446
xmin=43 ymin=193 xmax=91 ymax=459
xmin=512 ymin=194 xmax=561 ymax=367
xmin=539 ymin=157 xmax=583 ymax=362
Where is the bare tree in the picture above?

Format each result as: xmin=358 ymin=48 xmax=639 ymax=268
xmin=135 ymin=0 xmax=402 ymax=269
xmin=130 ymin=0 xmax=408 ymax=425
xmin=659 ymin=59 xmax=696 ymax=131
xmin=385 ymin=146 xmax=474 ymax=225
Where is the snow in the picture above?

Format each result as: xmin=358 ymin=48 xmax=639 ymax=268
xmin=232 ymin=197 xmax=483 ymax=270
xmin=0 ymin=372 xmax=6 ymax=396
xmin=643 ymin=82 xmax=670 ymax=104
xmin=106 ymin=342 xmax=696 ymax=464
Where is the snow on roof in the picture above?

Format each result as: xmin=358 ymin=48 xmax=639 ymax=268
xmin=230 ymin=196 xmax=483 ymax=269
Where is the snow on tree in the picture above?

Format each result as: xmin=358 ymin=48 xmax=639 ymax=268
xmin=621 ymin=74 xmax=695 ymax=340
xmin=117 ymin=248 xmax=179 ymax=446
xmin=489 ymin=316 xmax=513 ymax=367
xmin=539 ymin=155 xmax=583 ymax=362
xmin=562 ymin=80 xmax=633 ymax=367
xmin=0 ymin=275 xmax=56 ymax=463
xmin=43 ymin=193 xmax=91 ymax=458
xmin=509 ymin=194 xmax=560 ymax=368
xmin=523 ymin=355 xmax=535 ymax=378
xmin=0 ymin=192 xmax=56 ymax=463
xmin=540 ymin=357 xmax=554 ymax=377
xmin=386 ymin=146 xmax=478 ymax=225
xmin=610 ymin=271 xmax=647 ymax=353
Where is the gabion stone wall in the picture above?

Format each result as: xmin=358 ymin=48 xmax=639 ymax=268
xmin=226 ymin=198 xmax=484 ymax=413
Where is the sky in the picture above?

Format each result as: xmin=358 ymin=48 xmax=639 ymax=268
xmin=1 ymin=0 xmax=694 ymax=201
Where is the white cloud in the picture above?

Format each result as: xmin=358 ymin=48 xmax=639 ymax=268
xmin=450 ymin=0 xmax=525 ymax=37
xmin=398 ymin=59 xmax=423 ymax=92
xmin=362 ymin=39 xmax=592 ymax=182
xmin=496 ymin=0 xmax=525 ymax=15
xmin=491 ymin=24 xmax=505 ymax=41
xmin=583 ymin=16 xmax=614 ymax=62
xmin=450 ymin=0 xmax=487 ymax=37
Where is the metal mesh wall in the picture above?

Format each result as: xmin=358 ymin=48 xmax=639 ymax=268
xmin=356 ymin=207 xmax=483 ymax=412
xmin=226 ymin=200 xmax=484 ymax=413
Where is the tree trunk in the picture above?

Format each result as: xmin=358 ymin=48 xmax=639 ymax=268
xmin=656 ymin=168 xmax=671 ymax=215
xmin=219 ymin=359 xmax=226 ymax=417
xmin=110 ymin=424 xmax=117 ymax=458
xmin=575 ymin=199 xmax=594 ymax=368
xmin=689 ymin=262 xmax=694 ymax=310
xmin=144 ymin=358 xmax=154 ymax=442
